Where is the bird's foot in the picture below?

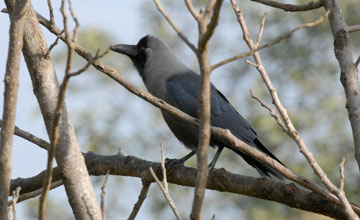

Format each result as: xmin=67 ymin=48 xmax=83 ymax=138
xmin=165 ymin=158 xmax=184 ymax=169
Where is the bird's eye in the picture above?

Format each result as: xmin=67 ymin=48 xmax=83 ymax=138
xmin=139 ymin=45 xmax=146 ymax=52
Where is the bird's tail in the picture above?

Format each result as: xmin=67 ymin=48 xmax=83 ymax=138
xmin=228 ymin=138 xmax=285 ymax=179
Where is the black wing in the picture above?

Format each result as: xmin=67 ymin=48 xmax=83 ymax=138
xmin=166 ymin=72 xmax=256 ymax=144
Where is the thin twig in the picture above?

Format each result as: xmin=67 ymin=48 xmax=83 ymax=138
xmin=45 ymin=30 xmax=64 ymax=59
xmin=127 ymin=181 xmax=151 ymax=220
xmin=69 ymin=47 xmax=111 ymax=76
xmin=184 ymin=0 xmax=200 ymax=21
xmin=251 ymin=0 xmax=323 ymax=12
xmin=101 ymin=170 xmax=110 ymax=220
xmin=67 ymin=0 xmax=79 ymax=42
xmin=349 ymin=24 xmax=360 ymax=33
xmin=152 ymin=0 xmax=197 ymax=53
xmin=231 ymin=1 xmax=358 ymax=219
xmin=47 ymin=0 xmax=54 ymax=25
xmin=249 ymin=90 xmax=288 ymax=134
xmin=355 ymin=55 xmax=360 ymax=68
xmin=211 ymin=11 xmax=330 ymax=70
xmin=149 ymin=167 xmax=182 ymax=220
xmin=9 ymin=181 xmax=63 ymax=206
xmin=339 ymin=158 xmax=345 ymax=191
xmin=160 ymin=144 xmax=168 ymax=191
xmin=255 ymin=13 xmax=267 ymax=48
xmin=8 ymin=187 xmax=21 ymax=220
xmin=0 ymin=119 xmax=50 ymax=150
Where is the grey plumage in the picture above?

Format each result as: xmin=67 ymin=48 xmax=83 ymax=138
xmin=111 ymin=35 xmax=284 ymax=179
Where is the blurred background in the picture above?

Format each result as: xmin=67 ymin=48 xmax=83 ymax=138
xmin=0 ymin=0 xmax=360 ymax=219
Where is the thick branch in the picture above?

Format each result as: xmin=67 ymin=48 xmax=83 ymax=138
xmin=324 ymin=0 xmax=360 ymax=174
xmin=9 ymin=152 xmax=356 ymax=220
xmin=251 ymin=0 xmax=323 ymax=12
xmin=21 ymin=3 xmax=101 ymax=219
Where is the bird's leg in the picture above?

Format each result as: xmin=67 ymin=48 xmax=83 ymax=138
xmin=208 ymin=146 xmax=224 ymax=169
xmin=165 ymin=149 xmax=197 ymax=169
xmin=178 ymin=149 xmax=197 ymax=163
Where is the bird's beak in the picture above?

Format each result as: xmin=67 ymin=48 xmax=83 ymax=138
xmin=111 ymin=44 xmax=138 ymax=57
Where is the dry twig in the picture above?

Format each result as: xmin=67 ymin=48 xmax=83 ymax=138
xmin=9 ymin=181 xmax=62 ymax=205
xmin=211 ymin=11 xmax=330 ymax=70
xmin=7 ymin=187 xmax=21 ymax=220
xmin=101 ymin=170 xmax=110 ymax=220
xmin=251 ymin=0 xmax=323 ymax=12
xmin=339 ymin=158 xmax=345 ymax=192
xmin=153 ymin=0 xmax=197 ymax=52
xmin=349 ymin=24 xmax=360 ymax=33
xmin=127 ymin=181 xmax=151 ymax=220
xmin=149 ymin=145 xmax=182 ymax=220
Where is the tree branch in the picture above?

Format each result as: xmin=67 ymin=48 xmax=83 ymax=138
xmin=0 ymin=0 xmax=27 ymax=218
xmin=250 ymin=0 xmax=323 ymax=12
xmin=153 ymin=0 xmax=197 ymax=53
xmin=20 ymin=2 xmax=102 ymax=219
xmin=324 ymin=0 xmax=360 ymax=174
xmin=127 ymin=181 xmax=151 ymax=220
xmin=9 ymin=152 xmax=359 ymax=220
xmin=211 ymin=10 xmax=330 ymax=70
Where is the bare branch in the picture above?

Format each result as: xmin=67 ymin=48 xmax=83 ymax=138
xmin=153 ymin=0 xmax=197 ymax=53
xmin=46 ymin=0 xmax=54 ymax=25
xmin=101 ymin=170 xmax=110 ymax=220
xmin=9 ymin=181 xmax=62 ymax=206
xmin=0 ymin=119 xmax=49 ymax=150
xmin=349 ymin=24 xmax=360 ymax=33
xmin=7 ymin=187 xmax=20 ymax=220
xmin=211 ymin=11 xmax=330 ymax=70
xmin=184 ymin=0 xmax=200 ymax=21
xmin=355 ymin=55 xmax=360 ymax=68
xmin=10 ymin=152 xmax=360 ymax=220
xmin=0 ymin=0 xmax=27 ymax=218
xmin=324 ymin=0 xmax=360 ymax=174
xmin=339 ymin=158 xmax=345 ymax=192
xmin=67 ymin=0 xmax=79 ymax=42
xmin=251 ymin=0 xmax=323 ymax=12
xmin=191 ymin=1 xmax=224 ymax=219
xmin=255 ymin=13 xmax=267 ymax=48
xmin=45 ymin=30 xmax=64 ymax=59
xmin=249 ymin=90 xmax=288 ymax=134
xmin=127 ymin=181 xmax=151 ymax=220
xmin=231 ymin=1 xmax=359 ymax=219
xmin=149 ymin=167 xmax=182 ymax=220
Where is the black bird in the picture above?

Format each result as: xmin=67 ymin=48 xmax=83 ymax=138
xmin=111 ymin=35 xmax=284 ymax=178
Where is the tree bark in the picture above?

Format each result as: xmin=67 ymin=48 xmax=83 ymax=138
xmin=323 ymin=0 xmax=360 ymax=172
xmin=0 ymin=0 xmax=27 ymax=218
xmin=10 ymin=152 xmax=356 ymax=220
xmin=20 ymin=2 xmax=102 ymax=219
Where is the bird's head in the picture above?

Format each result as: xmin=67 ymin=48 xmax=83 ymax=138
xmin=111 ymin=35 xmax=169 ymax=76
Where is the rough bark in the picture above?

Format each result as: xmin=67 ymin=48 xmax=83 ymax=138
xmin=21 ymin=2 xmax=101 ymax=219
xmin=0 ymin=0 xmax=27 ymax=218
xmin=10 ymin=152 xmax=354 ymax=220
xmin=323 ymin=0 xmax=360 ymax=172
